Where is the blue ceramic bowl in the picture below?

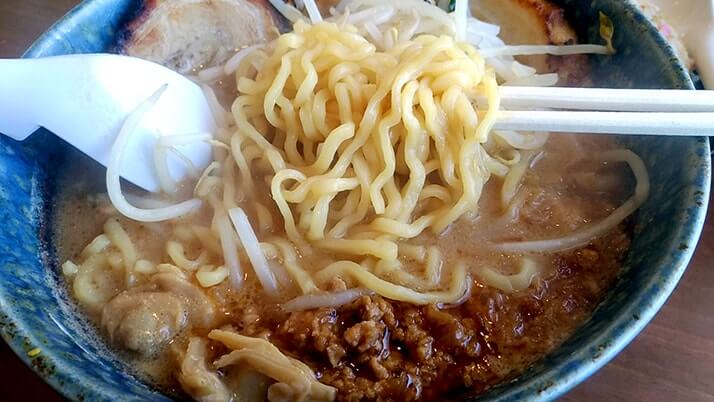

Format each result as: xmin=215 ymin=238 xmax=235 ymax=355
xmin=0 ymin=0 xmax=710 ymax=401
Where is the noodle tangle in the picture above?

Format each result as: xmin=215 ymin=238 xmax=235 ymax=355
xmin=96 ymin=7 xmax=646 ymax=306
xmin=216 ymin=19 xmax=514 ymax=303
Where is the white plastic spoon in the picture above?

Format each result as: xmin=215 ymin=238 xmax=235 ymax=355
xmin=0 ymin=53 xmax=215 ymax=193
xmin=1 ymin=54 xmax=712 ymax=197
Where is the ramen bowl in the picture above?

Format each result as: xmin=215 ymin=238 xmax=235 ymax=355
xmin=0 ymin=0 xmax=709 ymax=401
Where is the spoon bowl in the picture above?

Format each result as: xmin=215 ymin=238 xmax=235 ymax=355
xmin=0 ymin=54 xmax=214 ymax=192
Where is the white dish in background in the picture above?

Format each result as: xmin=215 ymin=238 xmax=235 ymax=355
xmin=640 ymin=0 xmax=714 ymax=88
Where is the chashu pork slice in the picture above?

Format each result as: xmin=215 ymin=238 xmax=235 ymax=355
xmin=123 ymin=0 xmax=282 ymax=74
xmin=124 ymin=0 xmax=589 ymax=84
xmin=471 ymin=0 xmax=590 ymax=85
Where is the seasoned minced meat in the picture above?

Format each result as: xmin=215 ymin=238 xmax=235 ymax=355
xmin=235 ymin=224 xmax=629 ymax=401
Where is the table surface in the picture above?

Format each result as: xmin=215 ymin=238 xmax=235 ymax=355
xmin=1 ymin=1 xmax=713 ymax=401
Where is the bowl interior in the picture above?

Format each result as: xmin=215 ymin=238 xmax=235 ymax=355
xmin=0 ymin=1 xmax=709 ymax=401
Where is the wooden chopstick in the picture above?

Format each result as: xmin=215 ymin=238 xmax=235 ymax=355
xmin=498 ymin=87 xmax=714 ymax=112
xmin=495 ymin=110 xmax=714 ymax=135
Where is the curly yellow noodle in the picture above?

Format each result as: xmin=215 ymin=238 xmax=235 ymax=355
xmin=103 ymin=218 xmax=138 ymax=287
xmin=374 ymin=246 xmax=443 ymax=290
xmin=79 ymin=234 xmax=111 ymax=259
xmin=270 ymin=238 xmax=318 ymax=293
xmin=313 ymin=238 xmax=398 ymax=260
xmin=75 ymin=21 xmax=533 ymax=309
xmin=313 ymin=260 xmax=466 ymax=305
xmin=185 ymin=20 xmax=539 ymax=305
xmin=167 ymin=241 xmax=208 ymax=271
xmin=398 ymin=243 xmax=427 ymax=262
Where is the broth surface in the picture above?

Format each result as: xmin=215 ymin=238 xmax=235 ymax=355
xmin=54 ymin=133 xmax=631 ymax=400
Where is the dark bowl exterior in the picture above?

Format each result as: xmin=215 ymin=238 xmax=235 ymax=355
xmin=0 ymin=0 xmax=709 ymax=401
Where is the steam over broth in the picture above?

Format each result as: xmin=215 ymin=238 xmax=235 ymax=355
xmin=54 ymin=133 xmax=631 ymax=400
